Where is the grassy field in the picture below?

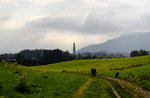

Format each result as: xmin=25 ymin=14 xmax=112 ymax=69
xmin=82 ymin=78 xmax=116 ymax=98
xmin=100 ymin=64 xmax=150 ymax=90
xmin=30 ymin=55 xmax=150 ymax=74
xmin=0 ymin=55 xmax=150 ymax=97
xmin=0 ymin=61 xmax=88 ymax=98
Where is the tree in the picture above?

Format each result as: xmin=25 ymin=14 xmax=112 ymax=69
xmin=16 ymin=53 xmax=24 ymax=64
xmin=92 ymin=55 xmax=97 ymax=59
xmin=77 ymin=53 xmax=83 ymax=59
xmin=130 ymin=50 xmax=139 ymax=57
xmin=83 ymin=54 xmax=92 ymax=59
xmin=130 ymin=49 xmax=148 ymax=57
xmin=139 ymin=49 xmax=148 ymax=56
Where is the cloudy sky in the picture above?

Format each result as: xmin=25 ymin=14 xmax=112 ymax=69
xmin=0 ymin=0 xmax=150 ymax=53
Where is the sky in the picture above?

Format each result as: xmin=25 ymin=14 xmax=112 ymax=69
xmin=0 ymin=0 xmax=150 ymax=53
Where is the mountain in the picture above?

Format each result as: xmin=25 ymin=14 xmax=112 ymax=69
xmin=78 ymin=32 xmax=150 ymax=53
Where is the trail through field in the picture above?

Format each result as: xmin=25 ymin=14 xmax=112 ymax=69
xmin=108 ymin=82 xmax=121 ymax=98
xmin=99 ymin=76 xmax=150 ymax=98
xmin=26 ymin=63 xmax=150 ymax=98
xmin=110 ymin=62 xmax=150 ymax=70
xmin=73 ymin=78 xmax=92 ymax=98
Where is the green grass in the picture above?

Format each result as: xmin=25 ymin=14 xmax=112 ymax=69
xmin=0 ymin=55 xmax=150 ymax=97
xmin=83 ymin=78 xmax=116 ymax=98
xmin=100 ymin=64 xmax=150 ymax=90
xmin=108 ymin=80 xmax=133 ymax=98
xmin=30 ymin=55 xmax=150 ymax=74
xmin=28 ymin=55 xmax=150 ymax=93
xmin=0 ymin=61 xmax=87 ymax=98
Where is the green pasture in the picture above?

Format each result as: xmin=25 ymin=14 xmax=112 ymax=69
xmin=0 ymin=61 xmax=87 ymax=98
xmin=0 ymin=55 xmax=150 ymax=97
xmin=100 ymin=64 xmax=150 ymax=90
xmin=29 ymin=55 xmax=150 ymax=74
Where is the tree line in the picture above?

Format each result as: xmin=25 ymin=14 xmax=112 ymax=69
xmin=16 ymin=49 xmax=73 ymax=66
xmin=0 ymin=49 xmax=149 ymax=66
xmin=130 ymin=49 xmax=149 ymax=57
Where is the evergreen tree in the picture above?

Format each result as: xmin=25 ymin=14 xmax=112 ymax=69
xmin=130 ymin=49 xmax=148 ymax=57
xmin=130 ymin=50 xmax=139 ymax=57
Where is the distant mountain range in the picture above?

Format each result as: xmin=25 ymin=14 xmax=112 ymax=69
xmin=78 ymin=32 xmax=150 ymax=53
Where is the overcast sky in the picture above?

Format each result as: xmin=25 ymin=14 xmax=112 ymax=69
xmin=0 ymin=0 xmax=150 ymax=53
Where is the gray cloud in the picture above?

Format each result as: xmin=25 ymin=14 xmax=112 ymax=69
xmin=27 ymin=14 xmax=124 ymax=34
xmin=0 ymin=16 xmax=10 ymax=22
xmin=25 ymin=11 xmax=150 ymax=37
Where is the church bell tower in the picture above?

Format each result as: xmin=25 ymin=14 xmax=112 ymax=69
xmin=73 ymin=42 xmax=76 ymax=55
xmin=73 ymin=42 xmax=76 ymax=59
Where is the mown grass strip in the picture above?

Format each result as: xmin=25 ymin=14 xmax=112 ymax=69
xmin=82 ymin=78 xmax=116 ymax=98
xmin=109 ymin=62 xmax=150 ymax=71
xmin=73 ymin=78 xmax=92 ymax=98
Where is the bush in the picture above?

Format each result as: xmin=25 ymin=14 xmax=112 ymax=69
xmin=16 ymin=74 xmax=30 ymax=93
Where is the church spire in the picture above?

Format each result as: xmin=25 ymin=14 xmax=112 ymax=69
xmin=73 ymin=42 xmax=76 ymax=55
xmin=73 ymin=42 xmax=76 ymax=59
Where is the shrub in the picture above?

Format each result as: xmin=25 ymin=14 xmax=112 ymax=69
xmin=16 ymin=74 xmax=30 ymax=93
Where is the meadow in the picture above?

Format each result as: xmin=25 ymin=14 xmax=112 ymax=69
xmin=30 ymin=55 xmax=150 ymax=73
xmin=0 ymin=55 xmax=150 ymax=97
xmin=0 ymin=61 xmax=87 ymax=98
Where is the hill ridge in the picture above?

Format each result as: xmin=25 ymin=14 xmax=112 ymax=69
xmin=78 ymin=32 xmax=150 ymax=53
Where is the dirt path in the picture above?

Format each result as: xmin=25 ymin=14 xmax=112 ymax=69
xmin=109 ymin=62 xmax=150 ymax=71
xmin=108 ymin=83 xmax=121 ymax=98
xmin=27 ymin=67 xmax=150 ymax=97
xmin=73 ymin=78 xmax=92 ymax=98
xmin=99 ymin=76 xmax=150 ymax=98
